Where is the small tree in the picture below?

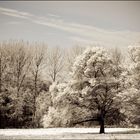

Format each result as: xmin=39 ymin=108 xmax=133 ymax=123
xmin=42 ymin=82 xmax=88 ymax=128
xmin=67 ymin=45 xmax=85 ymax=72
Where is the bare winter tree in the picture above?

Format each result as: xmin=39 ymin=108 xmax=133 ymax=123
xmin=67 ymin=45 xmax=85 ymax=72
xmin=110 ymin=47 xmax=125 ymax=93
xmin=0 ymin=43 xmax=7 ymax=93
xmin=47 ymin=46 xmax=64 ymax=82
xmin=11 ymin=41 xmax=32 ymax=97
xmin=0 ymin=41 xmax=32 ymax=127
xmin=110 ymin=47 xmax=123 ymax=66
xmin=31 ymin=43 xmax=47 ymax=126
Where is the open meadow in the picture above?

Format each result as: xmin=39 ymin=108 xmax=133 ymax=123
xmin=0 ymin=128 xmax=140 ymax=140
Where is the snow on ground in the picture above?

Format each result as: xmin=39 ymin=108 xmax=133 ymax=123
xmin=0 ymin=128 xmax=139 ymax=136
xmin=0 ymin=128 xmax=140 ymax=140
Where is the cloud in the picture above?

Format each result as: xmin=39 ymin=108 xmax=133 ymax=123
xmin=1 ymin=12 xmax=29 ymax=19
xmin=48 ymin=13 xmax=61 ymax=18
xmin=0 ymin=7 xmax=32 ymax=19
xmin=0 ymin=6 xmax=140 ymax=48
xmin=6 ymin=21 xmax=21 ymax=25
xmin=0 ymin=7 xmax=18 ymax=13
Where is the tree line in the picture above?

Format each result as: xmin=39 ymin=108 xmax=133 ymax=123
xmin=0 ymin=40 xmax=139 ymax=134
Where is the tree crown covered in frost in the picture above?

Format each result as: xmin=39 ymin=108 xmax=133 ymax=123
xmin=71 ymin=46 xmax=118 ymax=84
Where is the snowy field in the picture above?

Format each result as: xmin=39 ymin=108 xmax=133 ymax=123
xmin=0 ymin=128 xmax=140 ymax=140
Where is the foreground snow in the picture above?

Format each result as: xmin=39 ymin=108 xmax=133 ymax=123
xmin=0 ymin=128 xmax=139 ymax=139
xmin=0 ymin=128 xmax=139 ymax=136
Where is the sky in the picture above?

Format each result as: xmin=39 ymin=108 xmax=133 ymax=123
xmin=0 ymin=1 xmax=140 ymax=49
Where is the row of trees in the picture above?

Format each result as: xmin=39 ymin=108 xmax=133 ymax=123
xmin=0 ymin=40 xmax=139 ymax=134
xmin=0 ymin=40 xmax=83 ymax=128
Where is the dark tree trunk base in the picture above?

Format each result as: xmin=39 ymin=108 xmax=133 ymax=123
xmin=99 ymin=118 xmax=105 ymax=134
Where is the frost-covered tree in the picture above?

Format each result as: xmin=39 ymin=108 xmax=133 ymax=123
xmin=127 ymin=45 xmax=140 ymax=127
xmin=35 ymin=86 xmax=51 ymax=127
xmin=70 ymin=46 xmax=125 ymax=133
xmin=43 ymin=82 xmax=70 ymax=127
xmin=42 ymin=82 xmax=92 ymax=128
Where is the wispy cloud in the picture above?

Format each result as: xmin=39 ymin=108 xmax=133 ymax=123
xmin=48 ymin=13 xmax=61 ymax=18
xmin=0 ymin=7 xmax=18 ymax=13
xmin=0 ymin=7 xmax=32 ymax=19
xmin=1 ymin=12 xmax=29 ymax=19
xmin=0 ymin=6 xmax=140 ymax=47
xmin=6 ymin=21 xmax=21 ymax=25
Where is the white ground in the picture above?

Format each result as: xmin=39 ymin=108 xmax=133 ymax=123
xmin=0 ymin=128 xmax=140 ymax=139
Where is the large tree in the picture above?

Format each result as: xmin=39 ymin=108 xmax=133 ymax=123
xmin=0 ymin=42 xmax=9 ymax=93
xmin=0 ymin=41 xmax=32 ymax=128
xmin=70 ymin=47 xmax=125 ymax=133
xmin=30 ymin=44 xmax=47 ymax=127
xmin=9 ymin=41 xmax=32 ymax=97
xmin=47 ymin=47 xmax=64 ymax=82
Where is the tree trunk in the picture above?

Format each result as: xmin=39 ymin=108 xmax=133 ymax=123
xmin=99 ymin=117 xmax=105 ymax=134
xmin=32 ymin=70 xmax=38 ymax=127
